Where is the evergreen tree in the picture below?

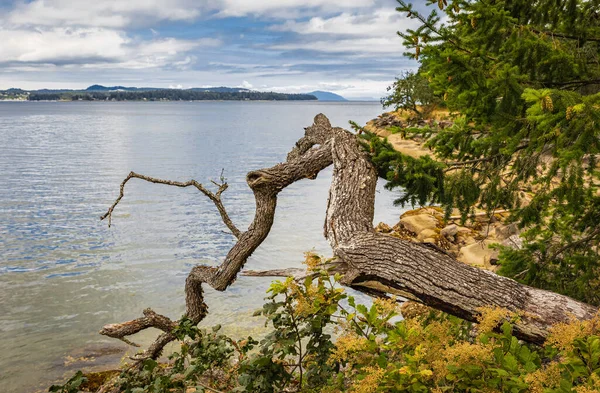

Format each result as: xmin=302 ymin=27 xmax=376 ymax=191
xmin=367 ymin=0 xmax=600 ymax=304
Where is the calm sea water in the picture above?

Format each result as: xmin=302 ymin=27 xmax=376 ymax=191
xmin=0 ymin=101 xmax=406 ymax=392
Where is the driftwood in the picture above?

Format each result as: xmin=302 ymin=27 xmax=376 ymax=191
xmin=100 ymin=114 xmax=597 ymax=363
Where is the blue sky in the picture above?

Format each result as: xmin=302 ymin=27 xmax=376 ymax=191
xmin=0 ymin=0 xmax=421 ymax=99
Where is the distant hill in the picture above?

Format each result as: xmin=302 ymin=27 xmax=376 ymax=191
xmin=85 ymin=85 xmax=154 ymax=92
xmin=307 ymin=91 xmax=348 ymax=101
xmin=85 ymin=85 xmax=251 ymax=93
xmin=2 ymin=85 xmax=321 ymax=102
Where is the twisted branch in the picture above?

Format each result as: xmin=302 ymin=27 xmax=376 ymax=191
xmin=99 ymin=115 xmax=336 ymax=362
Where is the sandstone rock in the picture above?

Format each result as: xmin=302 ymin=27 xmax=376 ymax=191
xmin=400 ymin=214 xmax=439 ymax=234
xmin=489 ymin=250 xmax=500 ymax=265
xmin=457 ymin=240 xmax=497 ymax=267
xmin=440 ymin=224 xmax=458 ymax=238
xmin=375 ymin=222 xmax=392 ymax=233
xmin=418 ymin=228 xmax=438 ymax=242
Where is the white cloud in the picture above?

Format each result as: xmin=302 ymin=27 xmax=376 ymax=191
xmin=6 ymin=0 xmax=380 ymax=28
xmin=7 ymin=0 xmax=202 ymax=28
xmin=271 ymin=37 xmax=405 ymax=55
xmin=0 ymin=27 xmax=129 ymax=63
xmin=239 ymin=80 xmax=253 ymax=89
xmin=0 ymin=27 xmax=220 ymax=69
xmin=214 ymin=0 xmax=376 ymax=18
xmin=255 ymin=79 xmax=391 ymax=99
xmin=271 ymin=10 xmax=413 ymax=37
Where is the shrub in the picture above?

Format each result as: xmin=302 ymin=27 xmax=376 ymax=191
xmin=55 ymin=255 xmax=600 ymax=393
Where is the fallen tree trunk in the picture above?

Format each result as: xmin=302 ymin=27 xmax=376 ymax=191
xmin=100 ymin=114 xmax=597 ymax=361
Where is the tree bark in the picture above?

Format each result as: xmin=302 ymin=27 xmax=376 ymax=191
xmin=100 ymin=114 xmax=597 ymax=359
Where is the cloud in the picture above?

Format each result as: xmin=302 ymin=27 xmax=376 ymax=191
xmin=7 ymin=0 xmax=202 ymax=28
xmin=239 ymin=80 xmax=253 ymax=89
xmin=0 ymin=27 xmax=220 ymax=69
xmin=266 ymin=9 xmax=421 ymax=58
xmin=214 ymin=0 xmax=376 ymax=18
xmin=256 ymin=79 xmax=392 ymax=99
xmin=0 ymin=28 xmax=128 ymax=64
xmin=270 ymin=37 xmax=405 ymax=55
xmin=271 ymin=9 xmax=413 ymax=37
xmin=6 ymin=0 xmax=380 ymax=28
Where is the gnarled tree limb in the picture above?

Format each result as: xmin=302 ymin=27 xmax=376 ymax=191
xmin=100 ymin=114 xmax=597 ymax=364
xmin=99 ymin=120 xmax=334 ymax=361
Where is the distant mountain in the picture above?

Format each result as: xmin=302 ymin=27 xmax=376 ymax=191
xmin=307 ymin=91 xmax=348 ymax=101
xmin=85 ymin=85 xmax=251 ymax=93
xmin=85 ymin=85 xmax=149 ymax=92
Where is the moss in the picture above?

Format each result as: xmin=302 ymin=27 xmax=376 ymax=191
xmin=80 ymin=370 xmax=119 ymax=392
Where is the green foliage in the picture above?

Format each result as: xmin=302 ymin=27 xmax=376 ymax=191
xmin=58 ymin=265 xmax=600 ymax=392
xmin=49 ymin=371 xmax=87 ymax=393
xmin=366 ymin=0 xmax=600 ymax=303
xmin=381 ymin=70 xmax=441 ymax=117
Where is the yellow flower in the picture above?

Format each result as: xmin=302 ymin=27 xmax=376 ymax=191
xmin=329 ymin=333 xmax=369 ymax=364
xmin=303 ymin=251 xmax=323 ymax=271
xmin=373 ymin=297 xmax=398 ymax=316
xmin=524 ymin=362 xmax=561 ymax=393
xmin=444 ymin=342 xmax=493 ymax=366
xmin=546 ymin=312 xmax=600 ymax=352
xmin=352 ymin=366 xmax=385 ymax=393
xmin=476 ymin=306 xmax=513 ymax=335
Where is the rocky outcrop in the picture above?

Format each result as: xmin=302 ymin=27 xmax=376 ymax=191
xmin=375 ymin=207 xmax=522 ymax=272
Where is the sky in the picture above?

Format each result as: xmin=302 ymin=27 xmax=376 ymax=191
xmin=0 ymin=0 xmax=422 ymax=99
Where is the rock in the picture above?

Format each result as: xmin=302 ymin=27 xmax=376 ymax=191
xmin=418 ymin=228 xmax=438 ymax=242
xmin=441 ymin=224 xmax=458 ymax=238
xmin=489 ymin=250 xmax=500 ymax=265
xmin=400 ymin=214 xmax=439 ymax=234
xmin=375 ymin=222 xmax=392 ymax=233
xmin=456 ymin=226 xmax=474 ymax=234
xmin=495 ymin=223 xmax=519 ymax=240
xmin=502 ymin=234 xmax=523 ymax=250
xmin=457 ymin=240 xmax=497 ymax=268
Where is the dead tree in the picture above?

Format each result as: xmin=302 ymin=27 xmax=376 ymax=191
xmin=100 ymin=114 xmax=597 ymax=361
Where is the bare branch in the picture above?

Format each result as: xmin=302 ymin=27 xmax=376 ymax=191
xmin=98 ymin=115 xmax=337 ymax=365
xmin=100 ymin=171 xmax=241 ymax=238
xmin=242 ymin=268 xmax=308 ymax=278
xmin=99 ymin=308 xmax=177 ymax=349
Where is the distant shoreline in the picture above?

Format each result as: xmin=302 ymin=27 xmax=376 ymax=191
xmin=0 ymin=99 xmax=380 ymax=103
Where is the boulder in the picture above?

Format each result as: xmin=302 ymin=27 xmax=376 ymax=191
xmin=400 ymin=214 xmax=439 ymax=235
xmin=440 ymin=224 xmax=458 ymax=238
xmin=418 ymin=229 xmax=438 ymax=242
xmin=375 ymin=222 xmax=392 ymax=233
xmin=457 ymin=240 xmax=497 ymax=268
xmin=495 ymin=223 xmax=519 ymax=240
